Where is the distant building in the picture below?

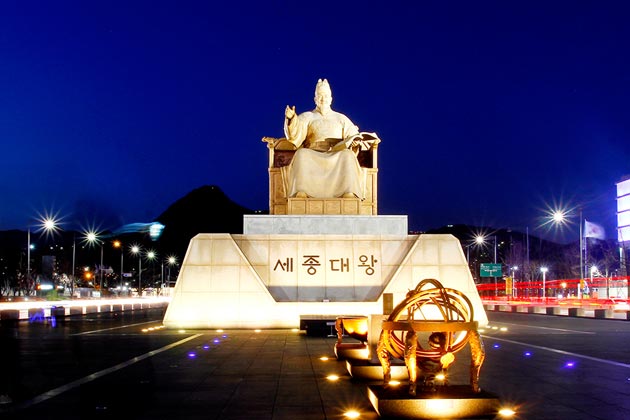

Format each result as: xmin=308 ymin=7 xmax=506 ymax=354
xmin=617 ymin=175 xmax=630 ymax=248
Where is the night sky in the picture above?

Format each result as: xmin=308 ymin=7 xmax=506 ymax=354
xmin=2 ymin=1 xmax=629 ymax=243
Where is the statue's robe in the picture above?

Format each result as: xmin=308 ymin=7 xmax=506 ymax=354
xmin=282 ymin=108 xmax=366 ymax=199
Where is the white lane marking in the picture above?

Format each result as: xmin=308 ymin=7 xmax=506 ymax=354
xmin=72 ymin=320 xmax=158 ymax=335
xmin=483 ymin=335 xmax=630 ymax=369
xmin=487 ymin=322 xmax=595 ymax=334
xmin=9 ymin=333 xmax=203 ymax=410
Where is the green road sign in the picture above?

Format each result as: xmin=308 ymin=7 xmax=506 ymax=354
xmin=480 ymin=263 xmax=502 ymax=277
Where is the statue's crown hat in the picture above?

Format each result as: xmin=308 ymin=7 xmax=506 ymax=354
xmin=315 ymin=78 xmax=331 ymax=95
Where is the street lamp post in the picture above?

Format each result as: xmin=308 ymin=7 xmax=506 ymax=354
xmin=146 ymin=250 xmax=156 ymax=295
xmin=113 ymin=240 xmax=123 ymax=295
xmin=475 ymin=234 xmax=498 ymax=297
xmin=540 ymin=266 xmax=548 ymax=301
xmin=511 ymin=266 xmax=518 ymax=298
xmin=131 ymin=245 xmax=142 ymax=297
xmin=84 ymin=231 xmax=103 ymax=297
xmin=590 ymin=265 xmax=597 ymax=298
xmin=167 ymin=256 xmax=177 ymax=287
xmin=26 ymin=216 xmax=59 ymax=295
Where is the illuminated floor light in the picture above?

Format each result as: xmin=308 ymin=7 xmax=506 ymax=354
xmin=319 ymin=356 xmax=329 ymax=361
xmin=178 ymin=329 xmax=186 ymax=333
xmin=498 ymin=407 xmax=516 ymax=417
xmin=142 ymin=329 xmax=149 ymax=333
xmin=523 ymin=351 xmax=533 ymax=357
xmin=388 ymin=380 xmax=400 ymax=386
xmin=564 ymin=361 xmax=576 ymax=368
xmin=222 ymin=334 xmax=228 ymax=338
xmin=202 ymin=345 xmax=210 ymax=350
xmin=187 ymin=352 xmax=196 ymax=358
xmin=216 ymin=329 xmax=224 ymax=333
xmin=500 ymin=327 xmax=508 ymax=331
xmin=493 ymin=344 xmax=500 ymax=349
xmin=326 ymin=374 xmax=340 ymax=381
xmin=344 ymin=410 xmax=361 ymax=419
xmin=254 ymin=329 xmax=261 ymax=333
xmin=435 ymin=373 xmax=446 ymax=381
xmin=213 ymin=339 xmax=220 ymax=344
xmin=492 ymin=326 xmax=498 ymax=330
xmin=291 ymin=328 xmax=299 ymax=332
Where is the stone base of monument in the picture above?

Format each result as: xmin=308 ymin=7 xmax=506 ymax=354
xmin=334 ymin=342 xmax=369 ymax=361
xmin=345 ymin=359 xmax=408 ymax=381
xmin=367 ymin=384 xmax=501 ymax=419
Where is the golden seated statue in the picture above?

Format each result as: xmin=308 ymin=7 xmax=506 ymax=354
xmin=262 ymin=79 xmax=380 ymax=216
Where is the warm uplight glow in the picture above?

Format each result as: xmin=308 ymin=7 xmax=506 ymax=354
xmin=388 ymin=380 xmax=400 ymax=386
xmin=216 ymin=329 xmax=224 ymax=333
xmin=254 ymin=329 xmax=261 ymax=333
xmin=435 ymin=373 xmax=446 ymax=381
xmin=326 ymin=374 xmax=339 ymax=381
xmin=344 ymin=411 xmax=360 ymax=419
xmin=498 ymin=407 xmax=516 ymax=417
xmin=319 ymin=356 xmax=329 ymax=361
xmin=500 ymin=327 xmax=508 ymax=331
xmin=426 ymin=398 xmax=451 ymax=411
xmin=178 ymin=329 xmax=186 ymax=333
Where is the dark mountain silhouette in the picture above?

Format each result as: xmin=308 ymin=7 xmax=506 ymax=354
xmin=155 ymin=185 xmax=258 ymax=257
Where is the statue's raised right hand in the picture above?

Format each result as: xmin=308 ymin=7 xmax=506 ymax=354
xmin=285 ymin=105 xmax=296 ymax=120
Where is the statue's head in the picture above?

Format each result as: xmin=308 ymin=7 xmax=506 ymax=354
xmin=314 ymin=78 xmax=332 ymax=112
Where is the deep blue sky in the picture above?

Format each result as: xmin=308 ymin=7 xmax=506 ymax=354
xmin=2 ymin=1 xmax=629 ymax=243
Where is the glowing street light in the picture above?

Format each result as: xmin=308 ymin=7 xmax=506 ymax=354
xmin=27 ymin=215 xmax=60 ymax=290
xmin=540 ymin=266 xmax=548 ymax=301
xmin=166 ymin=255 xmax=178 ymax=288
xmin=511 ymin=266 xmax=518 ymax=298
xmin=146 ymin=250 xmax=157 ymax=294
xmin=475 ymin=234 xmax=498 ymax=296
xmin=131 ymin=245 xmax=142 ymax=296
xmin=83 ymin=230 xmax=104 ymax=294
xmin=113 ymin=240 xmax=124 ymax=295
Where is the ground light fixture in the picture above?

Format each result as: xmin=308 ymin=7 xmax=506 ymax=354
xmin=498 ymin=407 xmax=517 ymax=417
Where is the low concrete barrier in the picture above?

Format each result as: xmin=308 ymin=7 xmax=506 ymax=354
xmin=594 ymin=309 xmax=614 ymax=319
xmin=0 ymin=300 xmax=169 ymax=321
xmin=568 ymin=307 xmax=586 ymax=317
xmin=484 ymin=303 xmax=628 ymax=321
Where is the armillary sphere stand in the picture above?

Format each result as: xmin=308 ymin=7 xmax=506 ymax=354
xmin=368 ymin=278 xmax=501 ymax=419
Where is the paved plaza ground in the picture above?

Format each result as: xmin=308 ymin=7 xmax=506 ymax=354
xmin=1 ymin=305 xmax=629 ymax=419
